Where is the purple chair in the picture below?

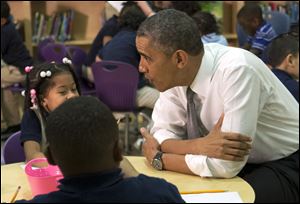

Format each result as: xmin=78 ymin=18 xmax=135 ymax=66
xmin=66 ymin=45 xmax=96 ymax=96
xmin=40 ymin=43 xmax=67 ymax=63
xmin=66 ymin=45 xmax=87 ymax=66
xmin=2 ymin=131 xmax=25 ymax=164
xmin=37 ymin=37 xmax=55 ymax=62
xmin=9 ymin=83 xmax=25 ymax=93
xmin=91 ymin=60 xmax=139 ymax=153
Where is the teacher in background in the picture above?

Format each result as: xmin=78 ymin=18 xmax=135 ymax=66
xmin=137 ymin=9 xmax=299 ymax=203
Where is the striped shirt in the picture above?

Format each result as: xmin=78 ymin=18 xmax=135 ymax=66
xmin=247 ymin=21 xmax=277 ymax=52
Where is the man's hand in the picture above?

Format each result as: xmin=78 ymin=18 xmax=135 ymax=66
xmin=193 ymin=114 xmax=252 ymax=161
xmin=140 ymin=127 xmax=160 ymax=163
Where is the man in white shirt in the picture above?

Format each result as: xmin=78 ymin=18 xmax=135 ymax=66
xmin=136 ymin=9 xmax=299 ymax=203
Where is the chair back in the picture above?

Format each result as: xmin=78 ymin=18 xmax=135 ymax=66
xmin=2 ymin=131 xmax=25 ymax=164
xmin=65 ymin=45 xmax=95 ymax=96
xmin=91 ymin=60 xmax=139 ymax=111
xmin=66 ymin=46 xmax=87 ymax=67
xmin=41 ymin=43 xmax=67 ymax=63
xmin=37 ymin=37 xmax=55 ymax=62
xmin=264 ymin=11 xmax=290 ymax=35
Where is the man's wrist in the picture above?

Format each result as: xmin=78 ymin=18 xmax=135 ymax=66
xmin=151 ymin=150 xmax=164 ymax=170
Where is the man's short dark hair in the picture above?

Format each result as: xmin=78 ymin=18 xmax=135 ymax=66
xmin=266 ymin=34 xmax=299 ymax=67
xmin=137 ymin=9 xmax=203 ymax=56
xmin=1 ymin=1 xmax=10 ymax=19
xmin=45 ymin=96 xmax=119 ymax=168
xmin=237 ymin=4 xmax=263 ymax=21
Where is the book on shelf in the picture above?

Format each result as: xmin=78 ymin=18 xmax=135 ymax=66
xmin=32 ymin=10 xmax=75 ymax=44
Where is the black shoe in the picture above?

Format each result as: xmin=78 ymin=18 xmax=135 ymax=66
xmin=1 ymin=124 xmax=21 ymax=140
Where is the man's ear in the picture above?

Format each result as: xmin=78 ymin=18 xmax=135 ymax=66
xmin=44 ymin=143 xmax=56 ymax=165
xmin=172 ymin=50 xmax=188 ymax=69
xmin=113 ymin=141 xmax=123 ymax=163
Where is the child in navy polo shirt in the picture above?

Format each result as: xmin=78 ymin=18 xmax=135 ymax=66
xmin=1 ymin=1 xmax=33 ymax=136
xmin=266 ymin=33 xmax=299 ymax=102
xmin=237 ymin=4 xmax=277 ymax=59
xmin=20 ymin=59 xmax=81 ymax=166
xmin=16 ymin=96 xmax=184 ymax=203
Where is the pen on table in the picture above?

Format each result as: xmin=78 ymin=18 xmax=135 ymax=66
xmin=180 ymin=189 xmax=226 ymax=194
xmin=10 ymin=186 xmax=21 ymax=203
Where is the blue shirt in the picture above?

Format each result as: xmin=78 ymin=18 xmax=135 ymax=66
xmin=247 ymin=21 xmax=277 ymax=55
xmin=20 ymin=110 xmax=42 ymax=145
xmin=272 ymin=69 xmax=299 ymax=102
xmin=16 ymin=168 xmax=185 ymax=203
xmin=86 ymin=15 xmax=119 ymax=66
xmin=1 ymin=21 xmax=33 ymax=74
xmin=99 ymin=29 xmax=147 ymax=88
xmin=201 ymin=33 xmax=228 ymax=46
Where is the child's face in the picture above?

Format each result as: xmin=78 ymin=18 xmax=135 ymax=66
xmin=41 ymin=73 xmax=79 ymax=112
xmin=238 ymin=17 xmax=258 ymax=36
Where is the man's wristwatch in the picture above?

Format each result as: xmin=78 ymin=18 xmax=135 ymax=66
xmin=151 ymin=151 xmax=164 ymax=170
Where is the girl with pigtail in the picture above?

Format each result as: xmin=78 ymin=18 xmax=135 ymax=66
xmin=20 ymin=58 xmax=81 ymax=167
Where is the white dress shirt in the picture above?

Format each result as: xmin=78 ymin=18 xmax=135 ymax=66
xmin=151 ymin=43 xmax=299 ymax=178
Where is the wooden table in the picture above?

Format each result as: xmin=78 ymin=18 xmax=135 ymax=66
xmin=1 ymin=156 xmax=255 ymax=203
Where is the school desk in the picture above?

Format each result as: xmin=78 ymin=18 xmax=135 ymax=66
xmin=1 ymin=156 xmax=255 ymax=203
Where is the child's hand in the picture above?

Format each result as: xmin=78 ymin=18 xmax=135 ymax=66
xmin=26 ymin=153 xmax=49 ymax=168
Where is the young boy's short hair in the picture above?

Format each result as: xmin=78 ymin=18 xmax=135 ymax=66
xmin=266 ymin=34 xmax=299 ymax=67
xmin=237 ymin=4 xmax=263 ymax=22
xmin=45 ymin=96 xmax=121 ymax=174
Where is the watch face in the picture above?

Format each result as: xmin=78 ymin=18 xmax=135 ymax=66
xmin=152 ymin=158 xmax=163 ymax=170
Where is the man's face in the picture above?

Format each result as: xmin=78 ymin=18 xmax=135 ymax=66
xmin=136 ymin=36 xmax=178 ymax=92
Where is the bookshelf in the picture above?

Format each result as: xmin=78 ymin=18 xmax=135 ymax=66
xmin=7 ymin=1 xmax=105 ymax=57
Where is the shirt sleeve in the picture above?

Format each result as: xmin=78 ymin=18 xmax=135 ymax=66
xmin=151 ymin=89 xmax=187 ymax=144
xmin=20 ymin=110 xmax=42 ymax=145
xmin=186 ymin=65 xmax=268 ymax=178
xmin=252 ymin=26 xmax=276 ymax=51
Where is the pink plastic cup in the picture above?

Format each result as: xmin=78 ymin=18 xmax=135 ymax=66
xmin=25 ymin=158 xmax=63 ymax=196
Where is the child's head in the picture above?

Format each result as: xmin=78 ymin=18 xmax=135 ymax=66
xmin=192 ymin=11 xmax=220 ymax=36
xmin=118 ymin=1 xmax=147 ymax=31
xmin=1 ymin=1 xmax=10 ymax=26
xmin=24 ymin=60 xmax=81 ymax=118
xmin=171 ymin=1 xmax=200 ymax=17
xmin=266 ymin=34 xmax=299 ymax=79
xmin=237 ymin=4 xmax=263 ymax=36
xmin=45 ymin=96 xmax=122 ymax=176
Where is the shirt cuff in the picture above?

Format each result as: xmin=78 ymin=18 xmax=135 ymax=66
xmin=185 ymin=154 xmax=213 ymax=177
xmin=153 ymin=129 xmax=182 ymax=145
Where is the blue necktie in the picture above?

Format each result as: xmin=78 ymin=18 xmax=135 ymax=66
xmin=186 ymin=87 xmax=209 ymax=139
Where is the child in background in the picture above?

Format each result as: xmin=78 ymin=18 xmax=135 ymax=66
xmin=192 ymin=11 xmax=228 ymax=46
xmin=266 ymin=34 xmax=299 ymax=102
xmin=1 ymin=1 xmax=33 ymax=136
xmin=20 ymin=58 xmax=81 ymax=166
xmin=15 ymin=96 xmax=185 ymax=203
xmin=237 ymin=4 xmax=277 ymax=59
